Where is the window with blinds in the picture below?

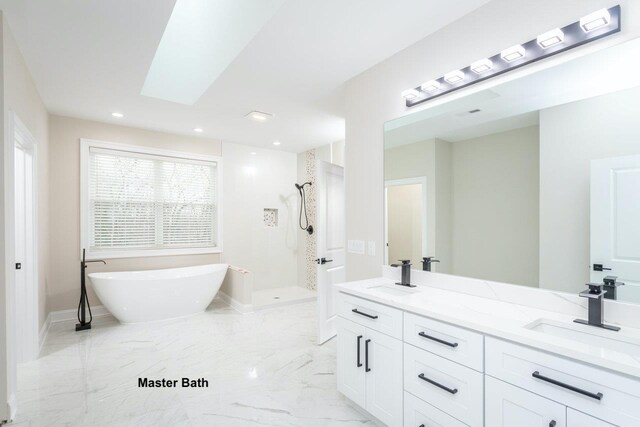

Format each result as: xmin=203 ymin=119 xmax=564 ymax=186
xmin=82 ymin=140 xmax=221 ymax=258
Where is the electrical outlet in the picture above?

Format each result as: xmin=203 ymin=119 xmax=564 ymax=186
xmin=347 ymin=240 xmax=365 ymax=255
xmin=367 ymin=241 xmax=376 ymax=256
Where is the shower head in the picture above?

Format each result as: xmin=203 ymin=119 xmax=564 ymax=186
xmin=294 ymin=182 xmax=312 ymax=191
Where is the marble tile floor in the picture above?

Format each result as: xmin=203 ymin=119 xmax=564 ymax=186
xmin=13 ymin=299 xmax=378 ymax=426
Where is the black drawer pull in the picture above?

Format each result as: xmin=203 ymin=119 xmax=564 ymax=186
xmin=418 ymin=373 xmax=458 ymax=394
xmin=365 ymin=339 xmax=371 ymax=372
xmin=352 ymin=308 xmax=378 ymax=319
xmin=418 ymin=331 xmax=458 ymax=348
xmin=356 ymin=335 xmax=363 ymax=368
xmin=532 ymin=371 xmax=603 ymax=401
xmin=549 ymin=421 xmax=556 ymax=427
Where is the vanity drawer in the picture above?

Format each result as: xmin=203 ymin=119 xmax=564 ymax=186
xmin=404 ymin=343 xmax=483 ymax=427
xmin=404 ymin=391 xmax=468 ymax=427
xmin=486 ymin=337 xmax=640 ymax=426
xmin=404 ymin=312 xmax=484 ymax=372
xmin=337 ymin=292 xmax=402 ymax=338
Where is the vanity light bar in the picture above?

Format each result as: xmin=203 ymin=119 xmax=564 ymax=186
xmin=402 ymin=4 xmax=621 ymax=108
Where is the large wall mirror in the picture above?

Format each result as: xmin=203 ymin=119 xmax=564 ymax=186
xmin=384 ymin=38 xmax=640 ymax=304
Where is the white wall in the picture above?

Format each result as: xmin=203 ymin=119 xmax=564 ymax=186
xmin=1 ymin=12 xmax=50 ymax=420
xmin=539 ymin=86 xmax=640 ymax=294
xmin=222 ymin=142 xmax=298 ymax=291
xmin=344 ymin=0 xmax=640 ymax=282
xmin=48 ymin=115 xmax=223 ymax=313
xmin=451 ymin=126 xmax=539 ymax=286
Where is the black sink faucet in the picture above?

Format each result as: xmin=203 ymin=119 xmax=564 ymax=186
xmin=390 ymin=260 xmax=415 ymax=287
xmin=574 ymin=283 xmax=620 ymax=331
xmin=422 ymin=256 xmax=440 ymax=272
xmin=603 ymin=276 xmax=625 ymax=300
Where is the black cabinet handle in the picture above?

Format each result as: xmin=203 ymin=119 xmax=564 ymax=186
xmin=532 ymin=371 xmax=603 ymax=400
xmin=418 ymin=331 xmax=458 ymax=348
xmin=352 ymin=308 xmax=378 ymax=319
xmin=356 ymin=335 xmax=363 ymax=367
xmin=549 ymin=421 xmax=556 ymax=427
xmin=418 ymin=373 xmax=458 ymax=394
xmin=365 ymin=339 xmax=371 ymax=372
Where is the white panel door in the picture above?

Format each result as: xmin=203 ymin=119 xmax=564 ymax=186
xmin=316 ymin=161 xmax=345 ymax=344
xmin=567 ymin=409 xmax=617 ymax=427
xmin=591 ymin=155 xmax=640 ymax=303
xmin=486 ymin=376 xmax=566 ymax=427
xmin=336 ymin=317 xmax=366 ymax=408
xmin=365 ymin=328 xmax=403 ymax=427
xmin=14 ymin=136 xmax=37 ymax=364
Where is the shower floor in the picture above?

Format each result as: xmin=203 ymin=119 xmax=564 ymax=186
xmin=252 ymin=286 xmax=316 ymax=310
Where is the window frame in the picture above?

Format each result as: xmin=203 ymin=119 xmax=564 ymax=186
xmin=80 ymin=138 xmax=223 ymax=260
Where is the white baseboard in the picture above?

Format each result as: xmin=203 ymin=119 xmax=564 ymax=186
xmin=7 ymin=392 xmax=17 ymax=423
xmin=48 ymin=305 xmax=111 ymax=323
xmin=37 ymin=305 xmax=113 ymax=353
xmin=38 ymin=313 xmax=52 ymax=355
xmin=218 ymin=292 xmax=253 ymax=314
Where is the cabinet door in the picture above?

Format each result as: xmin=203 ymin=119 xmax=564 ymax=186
xmin=486 ymin=376 xmax=566 ymax=427
xmin=568 ymin=409 xmax=617 ymax=427
xmin=365 ymin=328 xmax=403 ymax=427
xmin=337 ymin=317 xmax=366 ymax=408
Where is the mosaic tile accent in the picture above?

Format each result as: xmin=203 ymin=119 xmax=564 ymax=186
xmin=263 ymin=208 xmax=278 ymax=227
xmin=304 ymin=149 xmax=317 ymax=291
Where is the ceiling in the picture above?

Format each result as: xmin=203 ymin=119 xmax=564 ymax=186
xmin=0 ymin=0 xmax=491 ymax=152
xmin=384 ymin=37 xmax=640 ymax=148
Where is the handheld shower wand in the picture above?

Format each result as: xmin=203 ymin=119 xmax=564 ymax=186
xmin=296 ymin=182 xmax=314 ymax=235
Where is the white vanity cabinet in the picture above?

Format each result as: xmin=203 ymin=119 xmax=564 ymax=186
xmin=336 ymin=295 xmax=403 ymax=426
xmin=336 ymin=290 xmax=638 ymax=427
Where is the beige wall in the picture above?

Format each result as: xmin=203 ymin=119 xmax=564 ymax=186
xmin=451 ymin=126 xmax=539 ymax=286
xmin=539 ymin=86 xmax=640 ymax=293
xmin=48 ymin=115 xmax=222 ymax=312
xmin=344 ymin=0 xmax=640 ymax=282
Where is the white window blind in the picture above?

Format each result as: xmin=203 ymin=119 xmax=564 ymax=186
xmin=87 ymin=145 xmax=219 ymax=255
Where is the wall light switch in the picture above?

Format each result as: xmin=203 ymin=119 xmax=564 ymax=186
xmin=367 ymin=241 xmax=376 ymax=256
xmin=347 ymin=240 xmax=365 ymax=255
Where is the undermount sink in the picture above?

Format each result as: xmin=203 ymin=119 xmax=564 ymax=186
xmin=366 ymin=284 xmax=419 ymax=297
xmin=525 ymin=318 xmax=640 ymax=356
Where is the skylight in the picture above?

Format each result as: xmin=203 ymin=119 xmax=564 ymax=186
xmin=141 ymin=0 xmax=284 ymax=105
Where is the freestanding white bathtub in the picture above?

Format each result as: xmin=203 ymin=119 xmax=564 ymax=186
xmin=89 ymin=264 xmax=228 ymax=324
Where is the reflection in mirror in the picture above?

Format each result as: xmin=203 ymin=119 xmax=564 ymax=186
xmin=384 ymin=38 xmax=640 ymax=304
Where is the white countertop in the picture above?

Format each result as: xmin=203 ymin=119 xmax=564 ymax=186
xmin=336 ymin=277 xmax=640 ymax=379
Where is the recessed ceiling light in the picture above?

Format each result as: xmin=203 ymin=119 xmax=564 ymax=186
xmin=249 ymin=151 xmax=257 ymax=155
xmin=245 ymin=111 xmax=274 ymax=122
xmin=580 ymin=8 xmax=611 ymax=32
xmin=111 ymin=112 xmax=124 ymax=118
xmin=500 ymin=44 xmax=525 ymax=62
xmin=401 ymin=89 xmax=420 ymax=100
xmin=537 ymin=28 xmax=565 ymax=48
xmin=444 ymin=70 xmax=465 ymax=84
xmin=273 ymin=141 xmax=281 ymax=146
xmin=420 ymin=80 xmax=441 ymax=93
xmin=470 ymin=58 xmax=493 ymax=74
xmin=193 ymin=128 xmax=203 ymax=133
